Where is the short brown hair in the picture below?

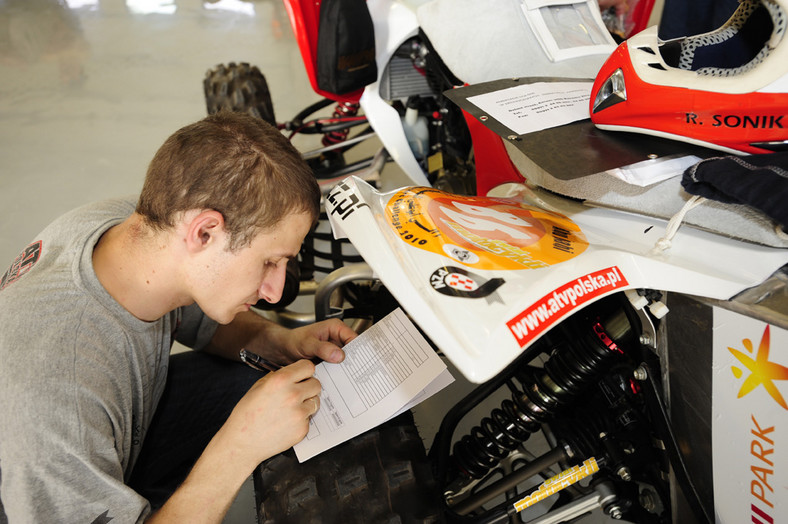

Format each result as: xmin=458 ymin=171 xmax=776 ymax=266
xmin=136 ymin=111 xmax=319 ymax=251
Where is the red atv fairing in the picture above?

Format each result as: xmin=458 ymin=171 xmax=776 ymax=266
xmin=590 ymin=0 xmax=788 ymax=154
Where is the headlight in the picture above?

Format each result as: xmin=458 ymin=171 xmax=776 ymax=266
xmin=592 ymin=69 xmax=626 ymax=113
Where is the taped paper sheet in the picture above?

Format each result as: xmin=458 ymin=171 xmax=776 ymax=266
xmin=467 ymin=81 xmax=592 ymax=136
xmin=293 ymin=308 xmax=453 ymax=462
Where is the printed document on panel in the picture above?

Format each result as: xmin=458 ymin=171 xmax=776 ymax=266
xmin=293 ymin=308 xmax=453 ymax=462
xmin=467 ymin=81 xmax=592 ymax=136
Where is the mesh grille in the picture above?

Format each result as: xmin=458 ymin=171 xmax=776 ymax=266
xmin=676 ymin=0 xmax=785 ymax=77
xmin=379 ymin=55 xmax=433 ymax=101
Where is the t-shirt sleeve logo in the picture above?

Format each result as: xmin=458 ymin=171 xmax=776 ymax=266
xmin=0 ymin=240 xmax=42 ymax=291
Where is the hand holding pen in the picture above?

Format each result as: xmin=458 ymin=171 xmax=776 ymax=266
xmin=239 ymin=348 xmax=320 ymax=417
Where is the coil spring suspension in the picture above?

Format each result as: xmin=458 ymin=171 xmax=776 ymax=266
xmin=553 ymin=405 xmax=614 ymax=461
xmin=322 ymin=102 xmax=361 ymax=147
xmin=452 ymin=309 xmax=631 ymax=479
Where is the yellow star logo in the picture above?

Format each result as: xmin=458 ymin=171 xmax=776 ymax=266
xmin=729 ymin=325 xmax=788 ymax=411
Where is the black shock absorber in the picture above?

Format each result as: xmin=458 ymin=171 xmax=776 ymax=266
xmin=452 ymin=307 xmax=633 ymax=479
xmin=321 ymin=101 xmax=361 ymax=147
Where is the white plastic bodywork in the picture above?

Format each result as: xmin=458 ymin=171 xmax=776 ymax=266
xmin=416 ymin=0 xmax=616 ymax=85
xmin=358 ymin=0 xmax=619 ymax=187
xmin=326 ymin=177 xmax=788 ymax=383
xmin=626 ymin=25 xmax=788 ymax=94
xmin=361 ymin=0 xmax=430 ymax=186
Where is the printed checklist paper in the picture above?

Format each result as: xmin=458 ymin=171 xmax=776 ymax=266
xmin=293 ymin=308 xmax=454 ymax=462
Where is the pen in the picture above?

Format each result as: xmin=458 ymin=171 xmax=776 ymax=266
xmin=239 ymin=348 xmax=282 ymax=373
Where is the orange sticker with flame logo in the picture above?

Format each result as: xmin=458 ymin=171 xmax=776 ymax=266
xmin=386 ymin=188 xmax=587 ymax=270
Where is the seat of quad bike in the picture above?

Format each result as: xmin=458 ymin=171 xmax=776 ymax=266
xmin=445 ymin=78 xmax=788 ymax=250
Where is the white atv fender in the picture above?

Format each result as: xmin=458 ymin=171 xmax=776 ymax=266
xmin=325 ymin=176 xmax=788 ymax=383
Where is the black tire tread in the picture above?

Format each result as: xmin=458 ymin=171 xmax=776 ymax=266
xmin=203 ymin=62 xmax=276 ymax=125
xmin=253 ymin=411 xmax=441 ymax=523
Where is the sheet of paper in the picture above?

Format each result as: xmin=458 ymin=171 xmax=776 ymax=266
xmin=605 ymin=154 xmax=702 ymax=187
xmin=467 ymin=81 xmax=592 ymax=136
xmin=293 ymin=308 xmax=453 ymax=462
xmin=390 ymin=368 xmax=455 ymax=420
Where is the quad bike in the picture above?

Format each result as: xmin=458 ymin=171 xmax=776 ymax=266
xmin=246 ymin=166 xmax=788 ymax=524
xmin=202 ymin=0 xmax=634 ymax=314
xmin=202 ymin=1 xmax=788 ymax=523
xmin=203 ymin=0 xmax=643 ymax=196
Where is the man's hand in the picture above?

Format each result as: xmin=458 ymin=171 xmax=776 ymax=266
xmin=206 ymin=312 xmax=357 ymax=366
xmin=278 ymin=318 xmax=357 ymax=364
xmin=149 ymin=359 xmax=322 ymax=523
xmin=223 ymin=359 xmax=321 ymax=463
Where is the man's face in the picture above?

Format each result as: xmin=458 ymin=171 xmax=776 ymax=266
xmin=195 ymin=211 xmax=313 ymax=324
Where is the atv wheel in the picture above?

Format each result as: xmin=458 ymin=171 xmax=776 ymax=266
xmin=203 ymin=62 xmax=276 ymax=126
xmin=253 ymin=411 xmax=441 ymax=523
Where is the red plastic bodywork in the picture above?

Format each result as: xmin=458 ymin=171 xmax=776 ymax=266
xmin=628 ymin=0 xmax=655 ymax=36
xmin=590 ymin=41 xmax=788 ymax=154
xmin=283 ymin=0 xmax=365 ymax=103
xmin=463 ymin=109 xmax=526 ymax=196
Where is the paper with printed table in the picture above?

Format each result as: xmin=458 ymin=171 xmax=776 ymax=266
xmin=293 ymin=308 xmax=454 ymax=462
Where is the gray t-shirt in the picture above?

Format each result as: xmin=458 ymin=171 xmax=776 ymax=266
xmin=0 ymin=199 xmax=217 ymax=523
